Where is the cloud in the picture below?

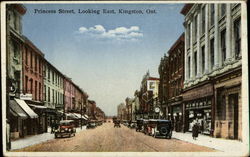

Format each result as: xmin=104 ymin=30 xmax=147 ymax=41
xmin=77 ymin=25 xmax=143 ymax=41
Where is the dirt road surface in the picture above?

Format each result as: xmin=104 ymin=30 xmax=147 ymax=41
xmin=15 ymin=123 xmax=217 ymax=152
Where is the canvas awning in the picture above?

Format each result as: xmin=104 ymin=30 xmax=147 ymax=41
xmin=66 ymin=113 xmax=78 ymax=119
xmin=15 ymin=98 xmax=38 ymax=118
xmin=83 ymin=114 xmax=88 ymax=120
xmin=28 ymin=104 xmax=47 ymax=109
xmin=9 ymin=99 xmax=28 ymax=119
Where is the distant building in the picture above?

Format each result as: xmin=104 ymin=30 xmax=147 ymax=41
xmin=139 ymin=71 xmax=159 ymax=119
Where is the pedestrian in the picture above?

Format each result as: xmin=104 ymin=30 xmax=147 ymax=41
xmin=192 ymin=119 xmax=199 ymax=140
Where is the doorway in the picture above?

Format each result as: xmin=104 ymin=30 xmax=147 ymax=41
xmin=229 ymin=93 xmax=239 ymax=139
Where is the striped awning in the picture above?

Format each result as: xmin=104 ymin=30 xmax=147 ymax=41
xmin=9 ymin=99 xmax=28 ymax=119
xmin=15 ymin=98 xmax=38 ymax=118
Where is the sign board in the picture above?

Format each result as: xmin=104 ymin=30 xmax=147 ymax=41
xmin=20 ymin=93 xmax=32 ymax=100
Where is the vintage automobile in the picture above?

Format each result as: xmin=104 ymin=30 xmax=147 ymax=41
xmin=86 ymin=120 xmax=96 ymax=129
xmin=129 ymin=121 xmax=137 ymax=129
xmin=136 ymin=119 xmax=143 ymax=132
xmin=114 ymin=120 xmax=121 ymax=128
xmin=145 ymin=119 xmax=158 ymax=136
xmin=54 ymin=120 xmax=76 ymax=138
xmin=153 ymin=120 xmax=172 ymax=139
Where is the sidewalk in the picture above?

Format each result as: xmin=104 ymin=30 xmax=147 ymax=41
xmin=11 ymin=126 xmax=86 ymax=150
xmin=172 ymin=131 xmax=248 ymax=154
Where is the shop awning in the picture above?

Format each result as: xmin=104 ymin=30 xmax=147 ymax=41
xmin=66 ymin=113 xmax=78 ymax=119
xmin=28 ymin=104 xmax=47 ymax=109
xmin=73 ymin=113 xmax=82 ymax=119
xmin=9 ymin=99 xmax=28 ymax=119
xmin=15 ymin=98 xmax=38 ymax=119
xmin=83 ymin=114 xmax=88 ymax=120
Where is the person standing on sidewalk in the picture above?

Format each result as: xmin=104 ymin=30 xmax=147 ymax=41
xmin=192 ymin=119 xmax=199 ymax=140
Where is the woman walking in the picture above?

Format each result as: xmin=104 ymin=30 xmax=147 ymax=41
xmin=192 ymin=119 xmax=199 ymax=140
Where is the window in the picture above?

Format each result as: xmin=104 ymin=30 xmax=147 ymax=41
xmin=217 ymin=93 xmax=226 ymax=120
xmin=30 ymin=51 xmax=33 ymax=68
xmin=193 ymin=15 xmax=197 ymax=42
xmin=52 ymin=72 xmax=54 ymax=83
xmin=13 ymin=42 xmax=18 ymax=58
xmin=221 ymin=29 xmax=226 ymax=63
xmin=201 ymin=6 xmax=206 ymax=34
xmin=187 ymin=23 xmax=191 ymax=49
xmin=188 ymin=56 xmax=191 ymax=79
xmin=39 ymin=83 xmax=41 ymax=101
xmin=201 ymin=46 xmax=205 ymax=74
xmin=221 ymin=4 xmax=226 ymax=17
xmin=25 ymin=76 xmax=28 ymax=93
xmin=35 ymin=81 xmax=37 ymax=100
xmin=194 ymin=51 xmax=197 ymax=76
xmin=44 ymin=85 xmax=46 ymax=101
xmin=234 ymin=18 xmax=241 ymax=58
xmin=35 ymin=55 xmax=37 ymax=71
xmin=48 ymin=68 xmax=50 ymax=81
xmin=39 ymin=59 xmax=41 ymax=74
xmin=25 ymin=48 xmax=28 ymax=65
xmin=210 ymin=4 xmax=215 ymax=26
xmin=48 ymin=87 xmax=50 ymax=102
xmin=210 ymin=38 xmax=215 ymax=68
xmin=30 ymin=79 xmax=33 ymax=94
xmin=52 ymin=89 xmax=54 ymax=104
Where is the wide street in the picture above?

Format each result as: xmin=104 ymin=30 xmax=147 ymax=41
xmin=14 ymin=123 xmax=217 ymax=152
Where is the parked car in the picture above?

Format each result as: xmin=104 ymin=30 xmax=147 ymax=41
xmin=129 ymin=121 xmax=137 ymax=128
xmin=54 ymin=120 xmax=76 ymax=138
xmin=136 ymin=119 xmax=143 ymax=132
xmin=153 ymin=120 xmax=172 ymax=139
xmin=87 ymin=121 xmax=96 ymax=129
xmin=114 ymin=120 xmax=121 ymax=128
xmin=145 ymin=119 xmax=158 ymax=136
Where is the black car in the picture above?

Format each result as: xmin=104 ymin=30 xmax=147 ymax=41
xmin=136 ymin=119 xmax=143 ymax=132
xmin=152 ymin=120 xmax=172 ymax=139
xmin=86 ymin=121 xmax=96 ymax=129
xmin=114 ymin=120 xmax=121 ymax=128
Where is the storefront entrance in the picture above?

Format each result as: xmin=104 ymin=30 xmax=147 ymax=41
xmin=229 ymin=93 xmax=239 ymax=139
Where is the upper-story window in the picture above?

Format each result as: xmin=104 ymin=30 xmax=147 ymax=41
xmin=25 ymin=47 xmax=28 ymax=65
xmin=210 ymin=38 xmax=215 ymax=69
xmin=30 ymin=51 xmax=33 ymax=68
xmin=52 ymin=72 xmax=54 ymax=83
xmin=187 ymin=23 xmax=191 ymax=49
xmin=35 ymin=55 xmax=37 ymax=71
xmin=193 ymin=15 xmax=198 ymax=42
xmin=188 ymin=56 xmax=191 ymax=79
xmin=221 ymin=29 xmax=226 ymax=63
xmin=201 ymin=6 xmax=206 ymax=35
xmin=234 ymin=18 xmax=241 ymax=59
xmin=210 ymin=4 xmax=215 ymax=26
xmin=201 ymin=46 xmax=205 ymax=74
xmin=48 ymin=68 xmax=50 ymax=81
xmin=220 ymin=4 xmax=226 ymax=17
xmin=13 ymin=41 xmax=19 ymax=58
xmin=194 ymin=51 xmax=197 ymax=76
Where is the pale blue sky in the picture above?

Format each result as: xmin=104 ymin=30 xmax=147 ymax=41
xmin=23 ymin=3 xmax=185 ymax=116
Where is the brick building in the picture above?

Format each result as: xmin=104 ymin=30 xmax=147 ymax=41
xmin=166 ymin=33 xmax=185 ymax=132
xmin=22 ymin=37 xmax=47 ymax=134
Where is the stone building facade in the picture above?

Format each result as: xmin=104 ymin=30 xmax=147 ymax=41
xmin=181 ymin=3 xmax=242 ymax=139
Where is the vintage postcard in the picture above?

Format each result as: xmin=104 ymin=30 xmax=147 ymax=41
xmin=1 ymin=0 xmax=249 ymax=157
